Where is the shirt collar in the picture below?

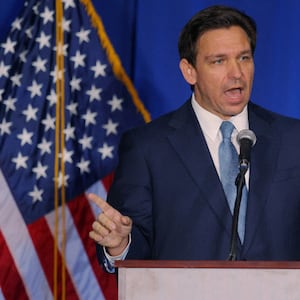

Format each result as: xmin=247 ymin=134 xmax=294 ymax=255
xmin=191 ymin=94 xmax=249 ymax=142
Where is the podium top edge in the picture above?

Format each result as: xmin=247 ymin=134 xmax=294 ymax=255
xmin=115 ymin=260 xmax=300 ymax=269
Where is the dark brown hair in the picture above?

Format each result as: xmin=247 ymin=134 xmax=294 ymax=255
xmin=178 ymin=5 xmax=257 ymax=66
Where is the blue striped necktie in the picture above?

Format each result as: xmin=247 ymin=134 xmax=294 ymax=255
xmin=219 ymin=121 xmax=247 ymax=242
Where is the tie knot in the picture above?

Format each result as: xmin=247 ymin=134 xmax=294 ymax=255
xmin=220 ymin=121 xmax=235 ymax=140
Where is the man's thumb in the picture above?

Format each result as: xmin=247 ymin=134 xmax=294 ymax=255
xmin=121 ymin=216 xmax=132 ymax=226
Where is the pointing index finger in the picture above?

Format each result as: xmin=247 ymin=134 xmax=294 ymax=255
xmin=88 ymin=193 xmax=111 ymax=212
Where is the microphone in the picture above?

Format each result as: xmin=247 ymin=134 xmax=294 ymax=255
xmin=236 ymin=129 xmax=256 ymax=170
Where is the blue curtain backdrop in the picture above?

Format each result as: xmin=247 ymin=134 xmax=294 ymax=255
xmin=1 ymin=0 xmax=300 ymax=120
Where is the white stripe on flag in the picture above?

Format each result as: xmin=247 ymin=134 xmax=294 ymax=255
xmin=45 ymin=206 xmax=105 ymax=300
xmin=0 ymin=170 xmax=52 ymax=299
xmin=0 ymin=288 xmax=5 ymax=300
xmin=85 ymin=180 xmax=108 ymax=217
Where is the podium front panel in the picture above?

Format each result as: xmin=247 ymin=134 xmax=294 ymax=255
xmin=117 ymin=261 xmax=300 ymax=300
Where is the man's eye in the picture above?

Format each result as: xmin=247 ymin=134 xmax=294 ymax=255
xmin=240 ymin=55 xmax=251 ymax=61
xmin=213 ymin=59 xmax=223 ymax=64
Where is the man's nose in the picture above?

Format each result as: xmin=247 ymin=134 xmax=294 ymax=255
xmin=228 ymin=60 xmax=242 ymax=79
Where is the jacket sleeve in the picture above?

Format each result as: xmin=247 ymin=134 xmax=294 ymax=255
xmin=96 ymin=129 xmax=154 ymax=271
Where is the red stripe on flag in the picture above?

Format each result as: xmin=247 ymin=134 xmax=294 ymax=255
xmin=27 ymin=217 xmax=79 ymax=299
xmin=0 ymin=230 xmax=29 ymax=300
xmin=101 ymin=173 xmax=115 ymax=191
xmin=68 ymin=194 xmax=118 ymax=300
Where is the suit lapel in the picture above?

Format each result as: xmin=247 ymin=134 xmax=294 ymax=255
xmin=243 ymin=103 xmax=280 ymax=253
xmin=166 ymin=101 xmax=234 ymax=239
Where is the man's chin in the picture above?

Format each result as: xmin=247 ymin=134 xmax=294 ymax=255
xmin=223 ymin=105 xmax=246 ymax=118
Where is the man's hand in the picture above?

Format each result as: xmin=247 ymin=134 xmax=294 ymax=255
xmin=88 ymin=193 xmax=132 ymax=256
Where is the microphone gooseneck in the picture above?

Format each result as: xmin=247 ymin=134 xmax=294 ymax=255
xmin=228 ymin=129 xmax=257 ymax=261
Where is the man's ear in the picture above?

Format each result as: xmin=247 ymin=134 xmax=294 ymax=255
xmin=179 ymin=58 xmax=196 ymax=85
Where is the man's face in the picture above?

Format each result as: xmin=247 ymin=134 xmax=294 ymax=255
xmin=181 ymin=26 xmax=254 ymax=120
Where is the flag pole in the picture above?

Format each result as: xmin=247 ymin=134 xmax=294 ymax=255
xmin=55 ymin=0 xmax=66 ymax=299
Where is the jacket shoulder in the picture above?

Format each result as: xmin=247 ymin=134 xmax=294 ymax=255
xmin=124 ymin=99 xmax=194 ymax=139
xmin=249 ymin=101 xmax=300 ymax=129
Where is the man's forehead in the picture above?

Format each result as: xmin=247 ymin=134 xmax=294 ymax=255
xmin=196 ymin=26 xmax=251 ymax=54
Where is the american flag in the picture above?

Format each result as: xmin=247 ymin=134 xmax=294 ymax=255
xmin=0 ymin=0 xmax=149 ymax=299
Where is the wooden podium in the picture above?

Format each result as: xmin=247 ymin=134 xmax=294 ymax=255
xmin=116 ymin=260 xmax=300 ymax=300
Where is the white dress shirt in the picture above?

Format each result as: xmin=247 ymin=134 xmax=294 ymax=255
xmin=191 ymin=94 xmax=249 ymax=188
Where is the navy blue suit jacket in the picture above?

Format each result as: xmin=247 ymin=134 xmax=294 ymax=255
xmin=97 ymin=100 xmax=300 ymax=268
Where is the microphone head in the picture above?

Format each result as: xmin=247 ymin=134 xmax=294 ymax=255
xmin=236 ymin=129 xmax=256 ymax=147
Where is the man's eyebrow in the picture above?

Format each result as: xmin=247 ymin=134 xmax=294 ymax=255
xmin=239 ymin=49 xmax=252 ymax=55
xmin=204 ymin=53 xmax=226 ymax=60
xmin=204 ymin=49 xmax=252 ymax=60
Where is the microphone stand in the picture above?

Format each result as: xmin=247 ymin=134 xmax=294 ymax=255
xmin=227 ymin=165 xmax=247 ymax=261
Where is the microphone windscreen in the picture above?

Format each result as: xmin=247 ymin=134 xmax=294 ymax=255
xmin=237 ymin=129 xmax=256 ymax=147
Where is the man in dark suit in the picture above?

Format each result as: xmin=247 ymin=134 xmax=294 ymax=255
xmin=89 ymin=5 xmax=300 ymax=272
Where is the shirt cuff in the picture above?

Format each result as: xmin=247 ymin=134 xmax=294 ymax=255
xmin=103 ymin=234 xmax=131 ymax=269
